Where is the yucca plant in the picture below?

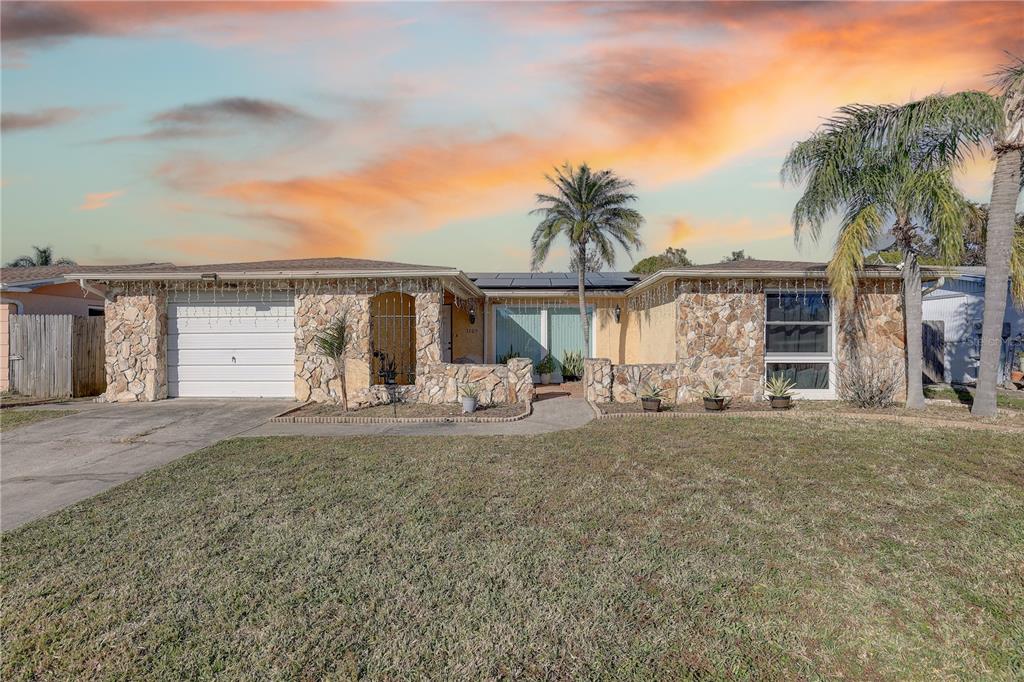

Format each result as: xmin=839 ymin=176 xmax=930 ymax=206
xmin=640 ymin=384 xmax=665 ymax=400
xmin=561 ymin=350 xmax=584 ymax=381
xmin=764 ymin=373 xmax=796 ymax=399
xmin=701 ymin=380 xmax=726 ymax=400
xmin=313 ymin=313 xmax=351 ymax=411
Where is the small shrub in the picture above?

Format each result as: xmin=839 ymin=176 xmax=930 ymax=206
xmin=561 ymin=350 xmax=584 ymax=381
xmin=764 ymin=373 xmax=796 ymax=399
xmin=640 ymin=383 xmax=665 ymax=400
xmin=537 ymin=354 xmax=555 ymax=375
xmin=701 ymin=379 xmax=726 ymax=400
xmin=497 ymin=346 xmax=521 ymax=364
xmin=459 ymin=383 xmax=480 ymax=399
xmin=838 ymin=359 xmax=903 ymax=408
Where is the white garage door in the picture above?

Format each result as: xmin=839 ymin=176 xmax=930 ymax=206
xmin=168 ymin=293 xmax=295 ymax=398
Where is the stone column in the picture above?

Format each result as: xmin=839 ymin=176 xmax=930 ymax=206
xmin=506 ymin=357 xmax=535 ymax=404
xmin=583 ymin=357 xmax=612 ymax=403
xmin=414 ymin=289 xmax=442 ymax=378
xmin=294 ymin=293 xmax=370 ymax=403
xmin=836 ymin=283 xmax=906 ymax=401
xmin=104 ymin=293 xmax=167 ymax=402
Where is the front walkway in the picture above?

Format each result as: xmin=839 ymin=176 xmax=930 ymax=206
xmin=244 ymin=391 xmax=595 ymax=437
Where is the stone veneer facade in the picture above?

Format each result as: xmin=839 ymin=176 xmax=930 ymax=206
xmin=584 ymin=278 xmax=905 ymax=403
xmin=103 ymin=294 xmax=168 ymax=402
xmin=102 ymin=278 xmax=533 ymax=405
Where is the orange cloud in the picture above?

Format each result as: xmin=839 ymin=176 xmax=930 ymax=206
xmin=663 ymin=216 xmax=792 ymax=250
xmin=77 ymin=190 xmax=123 ymax=211
xmin=151 ymin=1 xmax=1021 ymax=262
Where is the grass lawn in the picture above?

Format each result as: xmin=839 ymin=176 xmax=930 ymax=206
xmin=0 ymin=409 xmax=75 ymax=432
xmin=925 ymin=384 xmax=1024 ymax=411
xmin=2 ymin=418 xmax=1022 ymax=679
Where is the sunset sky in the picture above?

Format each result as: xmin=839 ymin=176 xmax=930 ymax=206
xmin=2 ymin=1 xmax=1022 ymax=271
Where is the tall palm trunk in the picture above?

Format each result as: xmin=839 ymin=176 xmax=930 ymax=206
xmin=577 ymin=245 xmax=590 ymax=356
xmin=972 ymin=148 xmax=1023 ymax=416
xmin=901 ymin=247 xmax=925 ymax=409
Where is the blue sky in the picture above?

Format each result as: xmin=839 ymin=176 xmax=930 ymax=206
xmin=2 ymin=1 xmax=1020 ymax=270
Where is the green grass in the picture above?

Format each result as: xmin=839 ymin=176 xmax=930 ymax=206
xmin=924 ymin=385 xmax=1024 ymax=410
xmin=2 ymin=418 xmax=1022 ymax=679
xmin=0 ymin=409 xmax=74 ymax=432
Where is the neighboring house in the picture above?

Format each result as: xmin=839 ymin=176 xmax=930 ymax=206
xmin=0 ymin=263 xmax=172 ymax=392
xmin=922 ymin=267 xmax=1024 ymax=385
xmin=69 ymin=257 xmax=917 ymax=405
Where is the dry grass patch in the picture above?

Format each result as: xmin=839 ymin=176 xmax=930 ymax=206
xmin=0 ymin=409 xmax=75 ymax=432
xmin=2 ymin=418 xmax=1022 ymax=679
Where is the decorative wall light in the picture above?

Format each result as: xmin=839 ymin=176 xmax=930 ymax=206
xmin=614 ymin=304 xmax=622 ymax=323
xmin=469 ymin=305 xmax=477 ymax=325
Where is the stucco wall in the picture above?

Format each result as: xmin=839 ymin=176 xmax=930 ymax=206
xmin=622 ymin=299 xmax=676 ymax=364
xmin=3 ymin=283 xmax=103 ymax=316
xmin=449 ymin=297 xmax=484 ymax=363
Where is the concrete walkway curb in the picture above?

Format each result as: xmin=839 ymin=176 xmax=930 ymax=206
xmin=243 ymin=395 xmax=594 ymax=437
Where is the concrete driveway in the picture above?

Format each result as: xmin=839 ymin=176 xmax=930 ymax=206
xmin=1 ymin=399 xmax=291 ymax=531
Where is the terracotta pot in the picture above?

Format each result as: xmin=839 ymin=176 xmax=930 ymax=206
xmin=641 ymin=397 xmax=661 ymax=412
xmin=769 ymin=396 xmax=792 ymax=410
xmin=703 ymin=397 xmax=726 ymax=411
xmin=1011 ymin=370 xmax=1024 ymax=383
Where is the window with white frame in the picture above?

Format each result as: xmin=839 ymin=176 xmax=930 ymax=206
xmin=764 ymin=291 xmax=834 ymax=393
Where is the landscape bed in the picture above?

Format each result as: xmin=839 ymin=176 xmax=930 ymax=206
xmin=2 ymin=417 xmax=1021 ymax=679
xmin=272 ymin=401 xmax=529 ymax=423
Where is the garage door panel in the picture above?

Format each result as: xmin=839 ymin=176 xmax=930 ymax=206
xmin=168 ymin=303 xmax=294 ymax=319
xmin=168 ymin=331 xmax=294 ymax=351
xmin=169 ymin=381 xmax=293 ymax=398
xmin=169 ymin=316 xmax=294 ymax=334
xmin=167 ymin=298 xmax=295 ymax=398
xmin=169 ymin=348 xmax=295 ymax=366
xmin=169 ymin=364 xmax=295 ymax=382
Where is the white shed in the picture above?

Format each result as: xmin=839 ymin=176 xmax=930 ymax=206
xmin=922 ymin=267 xmax=1024 ymax=384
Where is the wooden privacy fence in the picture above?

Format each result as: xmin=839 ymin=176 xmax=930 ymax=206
xmin=9 ymin=315 xmax=105 ymax=398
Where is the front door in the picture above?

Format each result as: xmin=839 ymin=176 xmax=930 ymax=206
xmin=547 ymin=306 xmax=593 ymax=382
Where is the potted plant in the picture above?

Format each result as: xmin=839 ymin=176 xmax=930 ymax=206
xmin=460 ymin=383 xmax=480 ymax=414
xmin=537 ymin=353 xmax=555 ymax=385
xmin=702 ymin=379 xmax=728 ymax=411
xmin=764 ymin=373 xmax=796 ymax=409
xmin=1012 ymin=351 xmax=1024 ymax=384
xmin=640 ymin=384 xmax=665 ymax=412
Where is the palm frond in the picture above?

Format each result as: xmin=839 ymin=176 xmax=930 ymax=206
xmin=827 ymin=204 xmax=883 ymax=301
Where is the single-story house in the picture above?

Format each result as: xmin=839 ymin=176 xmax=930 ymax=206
xmin=68 ymin=257 xmax=917 ymax=405
xmin=922 ymin=267 xmax=1024 ymax=385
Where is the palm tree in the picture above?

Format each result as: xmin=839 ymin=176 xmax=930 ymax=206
xmin=973 ymin=59 xmax=1024 ymax=415
xmin=314 ymin=314 xmax=352 ymax=411
xmin=6 ymin=246 xmax=76 ymax=268
xmin=782 ymin=99 xmax=990 ymax=409
xmin=530 ymin=163 xmax=644 ymax=352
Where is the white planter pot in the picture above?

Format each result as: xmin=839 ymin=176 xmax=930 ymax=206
xmin=461 ymin=397 xmax=478 ymax=413
xmin=540 ymin=373 xmax=552 ymax=385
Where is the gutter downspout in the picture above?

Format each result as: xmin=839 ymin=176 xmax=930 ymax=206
xmin=79 ymin=279 xmax=116 ymax=302
xmin=921 ymin=277 xmax=946 ymax=297
xmin=0 ymin=297 xmax=24 ymax=314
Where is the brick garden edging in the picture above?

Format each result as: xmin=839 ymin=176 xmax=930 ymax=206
xmin=270 ymin=402 xmax=532 ymax=424
xmin=587 ymin=400 xmax=1024 ymax=433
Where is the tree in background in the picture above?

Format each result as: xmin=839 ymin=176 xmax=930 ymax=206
xmin=6 ymin=246 xmax=76 ymax=268
xmin=782 ymin=93 xmax=995 ymax=409
xmin=720 ymin=250 xmax=752 ymax=263
xmin=568 ymin=247 xmax=605 ymax=273
xmin=631 ymin=247 xmax=692 ymax=275
xmin=531 ymin=163 xmax=644 ymax=353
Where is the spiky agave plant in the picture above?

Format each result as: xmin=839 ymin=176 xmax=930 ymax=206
xmin=782 ymin=94 xmax=996 ymax=409
xmin=313 ymin=313 xmax=351 ymax=411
